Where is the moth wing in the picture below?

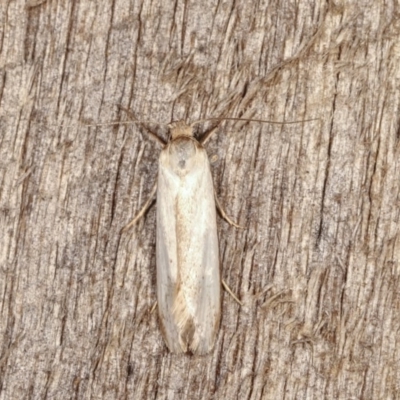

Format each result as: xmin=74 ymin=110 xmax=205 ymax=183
xmin=156 ymin=159 xmax=181 ymax=352
xmin=156 ymin=143 xmax=220 ymax=354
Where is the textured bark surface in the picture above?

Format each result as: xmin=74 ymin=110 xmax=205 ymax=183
xmin=1 ymin=1 xmax=399 ymax=399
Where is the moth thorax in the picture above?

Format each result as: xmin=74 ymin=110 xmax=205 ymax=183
xmin=169 ymin=121 xmax=194 ymax=139
xmin=168 ymin=138 xmax=197 ymax=174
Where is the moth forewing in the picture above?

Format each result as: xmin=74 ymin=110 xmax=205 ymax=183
xmin=156 ymin=122 xmax=221 ymax=355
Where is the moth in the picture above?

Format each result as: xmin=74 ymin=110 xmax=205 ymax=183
xmin=121 ymin=116 xmax=311 ymax=354
xmin=123 ymin=120 xmax=242 ymax=355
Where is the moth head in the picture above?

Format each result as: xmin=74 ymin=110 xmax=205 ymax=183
xmin=168 ymin=121 xmax=194 ymax=140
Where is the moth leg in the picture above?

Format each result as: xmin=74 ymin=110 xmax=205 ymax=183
xmin=117 ymin=105 xmax=166 ymax=147
xmin=200 ymin=125 xmax=220 ymax=145
xmin=222 ymin=279 xmax=243 ymax=306
xmin=150 ymin=301 xmax=157 ymax=314
xmin=214 ymin=193 xmax=244 ymax=229
xmin=121 ymin=182 xmax=157 ymax=232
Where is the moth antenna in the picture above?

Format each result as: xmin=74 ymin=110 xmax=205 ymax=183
xmin=83 ymin=104 xmax=168 ymax=129
xmin=83 ymin=120 xmax=133 ymax=127
xmin=191 ymin=116 xmax=319 ymax=127
xmin=192 ymin=116 xmax=319 ymax=145
xmin=83 ymin=110 xmax=167 ymax=146
xmin=82 ymin=119 xmax=165 ymax=128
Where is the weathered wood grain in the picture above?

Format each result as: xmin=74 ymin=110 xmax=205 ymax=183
xmin=1 ymin=0 xmax=399 ymax=399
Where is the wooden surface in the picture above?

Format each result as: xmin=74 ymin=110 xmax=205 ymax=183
xmin=1 ymin=1 xmax=399 ymax=399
